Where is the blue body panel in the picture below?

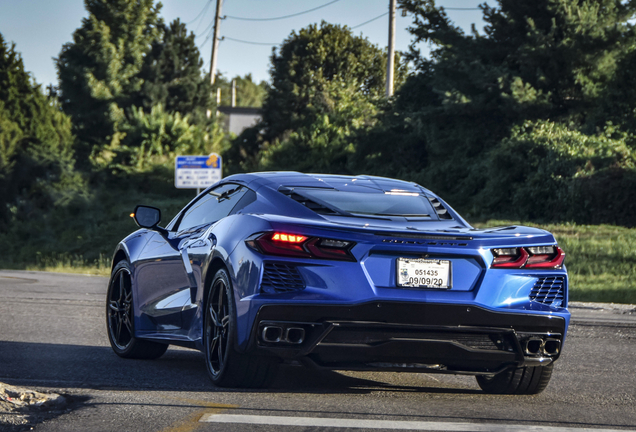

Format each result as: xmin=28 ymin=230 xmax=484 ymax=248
xmin=112 ymin=172 xmax=570 ymax=365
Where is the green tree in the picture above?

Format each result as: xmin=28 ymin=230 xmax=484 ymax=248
xmin=215 ymin=73 xmax=269 ymax=108
xmin=56 ymin=0 xmax=163 ymax=163
xmin=0 ymin=33 xmax=82 ymax=225
xmin=135 ymin=18 xmax=214 ymax=126
xmin=358 ymin=0 xmax=636 ymax=207
xmin=227 ymin=21 xmax=406 ymax=173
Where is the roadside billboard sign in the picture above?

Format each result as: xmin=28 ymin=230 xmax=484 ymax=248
xmin=175 ymin=154 xmax=222 ymax=189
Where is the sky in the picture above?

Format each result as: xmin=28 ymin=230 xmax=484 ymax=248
xmin=0 ymin=0 xmax=487 ymax=88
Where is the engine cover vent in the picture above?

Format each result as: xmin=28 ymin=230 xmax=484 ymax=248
xmin=428 ymin=197 xmax=453 ymax=220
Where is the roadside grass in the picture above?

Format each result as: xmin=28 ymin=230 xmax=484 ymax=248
xmin=27 ymin=253 xmax=112 ymax=276
xmin=0 ymin=171 xmax=193 ymax=278
xmin=475 ymin=220 xmax=636 ymax=304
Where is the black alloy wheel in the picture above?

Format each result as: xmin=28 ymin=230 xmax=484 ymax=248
xmin=204 ymin=268 xmax=279 ymax=388
xmin=108 ymin=266 xmax=134 ymax=350
xmin=106 ymin=261 xmax=168 ymax=359
xmin=206 ymin=274 xmax=230 ymax=378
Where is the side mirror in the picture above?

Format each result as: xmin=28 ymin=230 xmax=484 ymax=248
xmin=133 ymin=205 xmax=161 ymax=228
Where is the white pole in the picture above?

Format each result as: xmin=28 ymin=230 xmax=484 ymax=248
xmin=386 ymin=0 xmax=396 ymax=97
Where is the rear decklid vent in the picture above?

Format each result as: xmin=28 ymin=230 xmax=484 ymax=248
xmin=428 ymin=197 xmax=453 ymax=220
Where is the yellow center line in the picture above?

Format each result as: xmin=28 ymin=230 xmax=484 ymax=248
xmin=159 ymin=398 xmax=238 ymax=432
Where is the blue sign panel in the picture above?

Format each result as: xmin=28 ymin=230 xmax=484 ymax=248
xmin=175 ymin=153 xmax=222 ymax=189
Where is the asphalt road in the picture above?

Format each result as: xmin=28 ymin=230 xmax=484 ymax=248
xmin=0 ymin=270 xmax=635 ymax=432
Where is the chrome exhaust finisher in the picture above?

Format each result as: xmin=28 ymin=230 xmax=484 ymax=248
xmin=543 ymin=338 xmax=561 ymax=356
xmin=285 ymin=327 xmax=305 ymax=344
xmin=262 ymin=326 xmax=283 ymax=343
xmin=525 ymin=338 xmax=543 ymax=355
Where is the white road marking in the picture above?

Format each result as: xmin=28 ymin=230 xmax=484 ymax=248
xmin=199 ymin=414 xmax=633 ymax=431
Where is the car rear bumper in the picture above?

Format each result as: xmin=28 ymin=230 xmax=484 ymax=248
xmin=248 ymin=302 xmax=568 ymax=375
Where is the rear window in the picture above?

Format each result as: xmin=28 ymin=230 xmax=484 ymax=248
xmin=283 ymin=188 xmax=440 ymax=219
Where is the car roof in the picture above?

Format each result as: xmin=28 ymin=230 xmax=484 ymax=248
xmin=224 ymin=172 xmax=428 ymax=194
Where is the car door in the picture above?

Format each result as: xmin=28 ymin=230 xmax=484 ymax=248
xmin=134 ymin=183 xmax=250 ymax=337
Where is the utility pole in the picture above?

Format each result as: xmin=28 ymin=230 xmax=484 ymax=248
xmin=209 ymin=0 xmax=223 ymax=85
xmin=231 ymin=79 xmax=236 ymax=107
xmin=386 ymin=0 xmax=396 ymax=97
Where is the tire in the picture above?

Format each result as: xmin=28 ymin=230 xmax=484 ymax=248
xmin=106 ymin=261 xmax=168 ymax=360
xmin=476 ymin=363 xmax=554 ymax=395
xmin=204 ymin=268 xmax=279 ymax=388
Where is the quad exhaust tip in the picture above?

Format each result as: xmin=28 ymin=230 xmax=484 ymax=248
xmin=523 ymin=337 xmax=561 ymax=356
xmin=262 ymin=326 xmax=282 ymax=343
xmin=261 ymin=325 xmax=305 ymax=344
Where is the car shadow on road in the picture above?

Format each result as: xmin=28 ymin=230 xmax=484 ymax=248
xmin=0 ymin=341 xmax=480 ymax=396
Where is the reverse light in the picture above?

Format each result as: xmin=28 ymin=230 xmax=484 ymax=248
xmin=247 ymin=232 xmax=356 ymax=261
xmin=491 ymin=246 xmax=565 ymax=269
xmin=525 ymin=246 xmax=565 ymax=269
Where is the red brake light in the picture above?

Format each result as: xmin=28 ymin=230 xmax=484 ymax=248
xmin=491 ymin=246 xmax=565 ymax=269
xmin=271 ymin=233 xmax=307 ymax=243
xmin=248 ymin=232 xmax=355 ymax=261
xmin=253 ymin=232 xmax=311 ymax=258
xmin=492 ymin=247 xmax=528 ymax=268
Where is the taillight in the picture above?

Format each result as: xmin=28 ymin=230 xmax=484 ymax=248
xmin=247 ymin=232 xmax=356 ymax=261
xmin=491 ymin=246 xmax=564 ymax=269
xmin=525 ymin=246 xmax=565 ymax=269
xmin=492 ymin=247 xmax=529 ymax=268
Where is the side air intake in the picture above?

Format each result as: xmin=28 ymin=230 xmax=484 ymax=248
xmin=260 ymin=263 xmax=306 ymax=293
xmin=530 ymin=276 xmax=566 ymax=307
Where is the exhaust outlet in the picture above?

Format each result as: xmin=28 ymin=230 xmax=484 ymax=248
xmin=525 ymin=338 xmax=543 ymax=355
xmin=543 ymin=338 xmax=561 ymax=356
xmin=285 ymin=327 xmax=305 ymax=344
xmin=262 ymin=326 xmax=283 ymax=343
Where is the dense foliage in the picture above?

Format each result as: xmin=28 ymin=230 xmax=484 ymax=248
xmin=348 ymin=0 xmax=636 ymax=226
xmin=0 ymin=33 xmax=83 ymax=228
xmin=226 ymin=22 xmax=407 ymax=174
xmin=215 ymin=73 xmax=269 ymax=108
xmin=57 ymin=0 xmax=223 ymax=171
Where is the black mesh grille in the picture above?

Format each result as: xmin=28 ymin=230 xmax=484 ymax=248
xmin=428 ymin=197 xmax=453 ymax=220
xmin=531 ymin=276 xmax=566 ymax=306
xmin=261 ymin=263 xmax=305 ymax=293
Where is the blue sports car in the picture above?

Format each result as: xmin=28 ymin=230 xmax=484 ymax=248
xmin=107 ymin=172 xmax=569 ymax=394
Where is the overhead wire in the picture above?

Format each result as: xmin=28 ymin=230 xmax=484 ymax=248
xmin=221 ymin=36 xmax=278 ymax=46
xmin=188 ymin=0 xmax=214 ymax=25
xmin=224 ymin=0 xmax=341 ymax=21
xmin=351 ymin=12 xmax=389 ymax=29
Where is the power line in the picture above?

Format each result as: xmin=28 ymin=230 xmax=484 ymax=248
xmin=195 ymin=19 xmax=215 ymax=39
xmin=187 ymin=0 xmax=213 ymax=25
xmin=443 ymin=7 xmax=481 ymax=10
xmin=221 ymin=36 xmax=278 ymax=46
xmin=224 ymin=0 xmax=341 ymax=21
xmin=351 ymin=6 xmax=480 ymax=31
xmin=351 ymin=12 xmax=388 ymax=29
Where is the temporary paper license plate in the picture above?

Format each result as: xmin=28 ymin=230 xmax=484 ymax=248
xmin=396 ymin=258 xmax=451 ymax=289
